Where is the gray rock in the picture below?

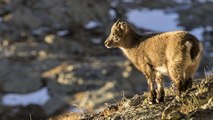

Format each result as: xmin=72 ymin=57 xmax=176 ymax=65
xmin=42 ymin=97 xmax=67 ymax=116
xmin=46 ymin=37 xmax=85 ymax=56
xmin=0 ymin=104 xmax=46 ymax=120
xmin=63 ymin=0 xmax=111 ymax=26
xmin=0 ymin=59 xmax=42 ymax=93
xmin=188 ymin=108 xmax=213 ymax=120
xmin=0 ymin=0 xmax=111 ymax=40
xmin=0 ymin=40 xmax=63 ymax=93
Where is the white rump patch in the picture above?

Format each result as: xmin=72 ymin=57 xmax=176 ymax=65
xmin=155 ymin=66 xmax=168 ymax=76
xmin=199 ymin=42 xmax=204 ymax=54
xmin=185 ymin=41 xmax=192 ymax=48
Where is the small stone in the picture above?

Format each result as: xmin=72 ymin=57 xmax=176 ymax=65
xmin=44 ymin=34 xmax=55 ymax=44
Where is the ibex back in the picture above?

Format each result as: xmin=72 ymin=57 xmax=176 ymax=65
xmin=104 ymin=20 xmax=203 ymax=104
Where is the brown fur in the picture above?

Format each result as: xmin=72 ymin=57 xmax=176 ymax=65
xmin=104 ymin=20 xmax=203 ymax=103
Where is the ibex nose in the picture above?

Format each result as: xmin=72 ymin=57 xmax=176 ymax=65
xmin=104 ymin=38 xmax=109 ymax=45
xmin=104 ymin=41 xmax=107 ymax=45
xmin=104 ymin=38 xmax=111 ymax=48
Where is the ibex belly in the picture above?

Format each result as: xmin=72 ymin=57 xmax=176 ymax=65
xmin=155 ymin=65 xmax=168 ymax=76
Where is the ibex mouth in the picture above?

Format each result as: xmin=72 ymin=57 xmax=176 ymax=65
xmin=105 ymin=45 xmax=112 ymax=48
xmin=104 ymin=40 xmax=113 ymax=48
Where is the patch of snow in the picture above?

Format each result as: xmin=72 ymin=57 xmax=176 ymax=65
xmin=206 ymin=26 xmax=213 ymax=32
xmin=57 ymin=30 xmax=69 ymax=36
xmin=32 ymin=27 xmax=49 ymax=35
xmin=1 ymin=87 xmax=50 ymax=106
xmin=210 ymin=52 xmax=213 ymax=57
xmin=175 ymin=0 xmax=213 ymax=3
xmin=84 ymin=21 xmax=101 ymax=29
xmin=110 ymin=0 xmax=119 ymax=7
xmin=123 ymin=0 xmax=134 ymax=3
xmin=68 ymin=107 xmax=83 ymax=113
xmin=190 ymin=27 xmax=204 ymax=40
xmin=109 ymin=9 xmax=116 ymax=20
xmin=205 ymin=70 xmax=213 ymax=76
xmin=197 ymin=0 xmax=213 ymax=3
xmin=91 ymin=38 xmax=102 ymax=44
xmin=175 ymin=0 xmax=191 ymax=3
xmin=127 ymin=9 xmax=183 ymax=32
xmin=165 ymin=5 xmax=191 ymax=12
xmin=205 ymin=41 xmax=211 ymax=47
xmin=127 ymin=8 xmax=204 ymax=40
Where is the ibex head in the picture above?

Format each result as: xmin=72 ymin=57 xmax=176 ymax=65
xmin=104 ymin=19 xmax=129 ymax=48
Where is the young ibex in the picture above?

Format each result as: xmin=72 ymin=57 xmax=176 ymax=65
xmin=104 ymin=20 xmax=203 ymax=104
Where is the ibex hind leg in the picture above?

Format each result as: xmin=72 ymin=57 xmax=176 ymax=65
xmin=168 ymin=62 xmax=186 ymax=99
xmin=184 ymin=62 xmax=201 ymax=91
xmin=184 ymin=41 xmax=203 ymax=91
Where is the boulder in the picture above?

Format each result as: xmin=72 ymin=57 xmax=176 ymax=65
xmin=0 ymin=58 xmax=42 ymax=93
xmin=42 ymin=97 xmax=68 ymax=116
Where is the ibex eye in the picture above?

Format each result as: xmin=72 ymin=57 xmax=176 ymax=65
xmin=115 ymin=37 xmax=119 ymax=42
xmin=114 ymin=30 xmax=119 ymax=34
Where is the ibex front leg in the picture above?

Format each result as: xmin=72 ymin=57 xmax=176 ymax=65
xmin=141 ymin=64 xmax=156 ymax=104
xmin=155 ymin=72 xmax=164 ymax=103
xmin=146 ymin=74 xmax=156 ymax=104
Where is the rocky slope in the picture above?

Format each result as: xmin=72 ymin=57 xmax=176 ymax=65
xmin=0 ymin=0 xmax=213 ymax=119
xmin=50 ymin=75 xmax=213 ymax=120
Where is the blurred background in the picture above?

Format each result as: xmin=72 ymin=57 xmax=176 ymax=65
xmin=0 ymin=0 xmax=213 ymax=119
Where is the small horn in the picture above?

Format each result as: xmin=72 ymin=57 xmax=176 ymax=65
xmin=115 ymin=19 xmax=121 ymax=24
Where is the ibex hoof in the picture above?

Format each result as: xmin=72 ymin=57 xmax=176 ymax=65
xmin=156 ymin=98 xmax=164 ymax=103
xmin=175 ymin=96 xmax=181 ymax=102
xmin=148 ymin=98 xmax=156 ymax=104
xmin=148 ymin=101 xmax=155 ymax=104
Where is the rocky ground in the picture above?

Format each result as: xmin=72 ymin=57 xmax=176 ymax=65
xmin=50 ymin=75 xmax=213 ymax=120
xmin=0 ymin=0 xmax=213 ymax=120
